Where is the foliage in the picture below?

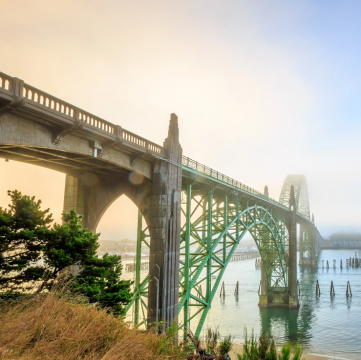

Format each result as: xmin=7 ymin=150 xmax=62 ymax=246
xmin=72 ymin=253 xmax=133 ymax=316
xmin=0 ymin=190 xmax=132 ymax=315
xmin=205 ymin=327 xmax=219 ymax=356
xmin=184 ymin=327 xmax=233 ymax=360
xmin=237 ymin=329 xmax=304 ymax=360
xmin=0 ymin=190 xmax=53 ymax=291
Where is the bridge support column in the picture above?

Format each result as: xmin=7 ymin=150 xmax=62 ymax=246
xmin=299 ymin=224 xmax=305 ymax=266
xmin=147 ymin=113 xmax=182 ymax=329
xmin=258 ymin=260 xmax=268 ymax=307
xmin=287 ymin=186 xmax=299 ymax=309
xmin=311 ymin=226 xmax=318 ymax=267
xmin=63 ymin=174 xmax=95 ymax=231
xmin=299 ymin=224 xmax=318 ymax=268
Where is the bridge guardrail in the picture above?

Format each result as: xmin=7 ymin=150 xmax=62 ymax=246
xmin=182 ymin=156 xmax=289 ymax=210
xmin=0 ymin=71 xmax=163 ymax=156
xmin=0 ymin=73 xmax=13 ymax=94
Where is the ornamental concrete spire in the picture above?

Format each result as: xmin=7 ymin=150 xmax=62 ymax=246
xmin=264 ymin=185 xmax=269 ymax=197
xmin=148 ymin=113 xmax=182 ymax=329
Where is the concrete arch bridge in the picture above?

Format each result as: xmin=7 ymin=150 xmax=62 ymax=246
xmin=0 ymin=71 xmax=322 ymax=337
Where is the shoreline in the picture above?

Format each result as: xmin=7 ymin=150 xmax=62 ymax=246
xmin=229 ymin=344 xmax=351 ymax=360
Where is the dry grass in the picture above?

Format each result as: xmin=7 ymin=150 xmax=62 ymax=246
xmin=0 ymin=289 xmax=188 ymax=360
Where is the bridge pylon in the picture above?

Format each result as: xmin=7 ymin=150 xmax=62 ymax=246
xmin=299 ymin=223 xmax=318 ymax=268
xmin=287 ymin=185 xmax=299 ymax=308
xmin=258 ymin=185 xmax=299 ymax=308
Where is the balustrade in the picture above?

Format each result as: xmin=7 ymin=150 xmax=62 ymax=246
xmin=0 ymin=71 xmax=163 ymax=155
xmin=0 ymin=73 xmax=13 ymax=92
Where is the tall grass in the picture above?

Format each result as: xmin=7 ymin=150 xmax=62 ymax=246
xmin=0 ymin=281 xmax=304 ymax=360
xmin=0 ymin=283 xmax=189 ymax=360
xmin=237 ymin=329 xmax=304 ymax=360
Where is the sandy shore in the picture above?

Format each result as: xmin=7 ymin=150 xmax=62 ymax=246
xmin=229 ymin=344 xmax=350 ymax=360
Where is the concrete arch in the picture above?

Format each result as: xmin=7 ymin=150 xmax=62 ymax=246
xmin=63 ymin=173 xmax=152 ymax=233
xmin=91 ymin=183 xmax=152 ymax=234
xmin=279 ymin=175 xmax=310 ymax=219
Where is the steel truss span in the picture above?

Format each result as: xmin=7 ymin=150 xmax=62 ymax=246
xmin=127 ymin=185 xmax=290 ymax=337
xmin=279 ymin=175 xmax=310 ymax=219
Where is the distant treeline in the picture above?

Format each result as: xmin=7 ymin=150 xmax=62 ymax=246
xmin=329 ymin=232 xmax=361 ymax=242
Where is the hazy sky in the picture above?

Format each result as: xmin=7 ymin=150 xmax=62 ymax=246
xmin=1 ymin=0 xmax=361 ymax=238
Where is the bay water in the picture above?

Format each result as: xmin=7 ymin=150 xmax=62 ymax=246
xmin=193 ymin=249 xmax=361 ymax=359
xmin=123 ymin=249 xmax=361 ymax=359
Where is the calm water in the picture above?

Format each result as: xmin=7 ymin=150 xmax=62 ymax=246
xmin=191 ymin=250 xmax=361 ymax=359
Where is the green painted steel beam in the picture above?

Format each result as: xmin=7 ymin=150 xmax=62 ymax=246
xmin=127 ymin=190 xmax=312 ymax=338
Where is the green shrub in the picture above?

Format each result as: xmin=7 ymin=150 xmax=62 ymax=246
xmin=237 ymin=329 xmax=304 ymax=360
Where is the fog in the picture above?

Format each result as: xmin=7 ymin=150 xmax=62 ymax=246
xmin=1 ymin=0 xmax=361 ymax=239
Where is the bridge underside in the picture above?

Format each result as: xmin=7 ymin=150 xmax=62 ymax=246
xmin=0 ymin=145 xmax=129 ymax=177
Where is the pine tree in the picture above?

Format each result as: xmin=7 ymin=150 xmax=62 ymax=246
xmin=0 ymin=190 xmax=132 ymax=315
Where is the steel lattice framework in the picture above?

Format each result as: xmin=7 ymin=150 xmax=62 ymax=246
xmin=279 ymin=175 xmax=310 ymax=219
xmin=279 ymin=175 xmax=320 ymax=265
xmin=126 ymin=185 xmax=291 ymax=337
xmin=301 ymin=226 xmax=313 ymax=259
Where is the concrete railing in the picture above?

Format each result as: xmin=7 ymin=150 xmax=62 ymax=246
xmin=182 ymin=156 xmax=288 ymax=210
xmin=0 ymin=71 xmax=163 ymax=156
xmin=0 ymin=73 xmax=13 ymax=93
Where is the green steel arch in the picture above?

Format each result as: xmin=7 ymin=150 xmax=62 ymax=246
xmin=279 ymin=175 xmax=310 ymax=219
xmin=126 ymin=188 xmax=290 ymax=337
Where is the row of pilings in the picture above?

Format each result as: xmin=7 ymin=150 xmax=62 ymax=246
xmin=230 ymin=252 xmax=260 ymax=262
xmin=125 ymin=252 xmax=260 ymax=272
xmin=125 ymin=262 xmax=149 ymax=272
xmin=315 ymin=279 xmax=353 ymax=297
xmin=322 ymin=256 xmax=361 ymax=269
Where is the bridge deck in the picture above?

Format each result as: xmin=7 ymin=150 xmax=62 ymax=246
xmin=0 ymin=70 xmax=313 ymax=226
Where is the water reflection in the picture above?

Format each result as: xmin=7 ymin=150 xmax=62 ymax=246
xmin=197 ymin=250 xmax=361 ymax=359
xmin=259 ymin=267 xmax=318 ymax=345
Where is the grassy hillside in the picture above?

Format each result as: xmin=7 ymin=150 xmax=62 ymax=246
xmin=0 ymin=288 xmax=188 ymax=360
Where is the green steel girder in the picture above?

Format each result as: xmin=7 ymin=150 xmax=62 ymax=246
xmin=126 ymin=187 xmax=290 ymax=338
xmin=279 ymin=175 xmax=310 ymax=220
xmin=124 ymin=212 xmax=150 ymax=327
xmin=301 ymin=225 xmax=314 ymax=260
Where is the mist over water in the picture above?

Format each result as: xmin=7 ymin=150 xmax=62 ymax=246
xmin=190 ymin=249 xmax=361 ymax=359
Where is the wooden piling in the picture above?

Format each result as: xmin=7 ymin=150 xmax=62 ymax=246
xmin=316 ymin=280 xmax=321 ymax=296
xmin=330 ymin=281 xmax=335 ymax=296
xmin=234 ymin=281 xmax=239 ymax=295
xmin=346 ymin=281 xmax=352 ymax=297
